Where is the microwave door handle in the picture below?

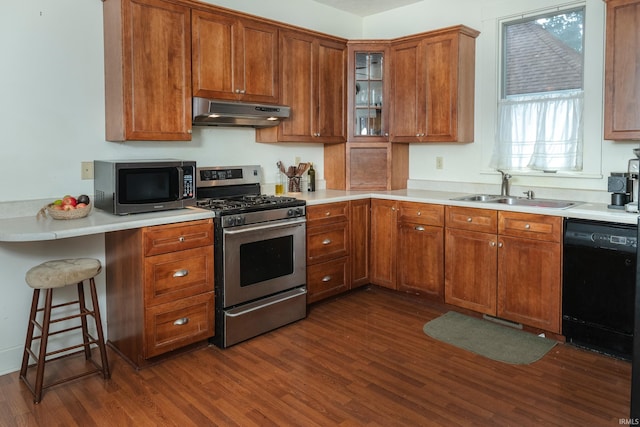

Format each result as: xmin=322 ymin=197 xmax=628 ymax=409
xmin=177 ymin=167 xmax=185 ymax=199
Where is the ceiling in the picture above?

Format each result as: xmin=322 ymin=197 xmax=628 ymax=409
xmin=311 ymin=0 xmax=422 ymax=17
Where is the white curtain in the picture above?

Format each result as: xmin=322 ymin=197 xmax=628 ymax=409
xmin=490 ymin=90 xmax=584 ymax=172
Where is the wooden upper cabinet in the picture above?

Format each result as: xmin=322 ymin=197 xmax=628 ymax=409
xmin=256 ymin=30 xmax=347 ymax=143
xmin=103 ymin=0 xmax=192 ymax=141
xmin=390 ymin=25 xmax=479 ymax=143
xmin=604 ymin=0 xmax=640 ymax=140
xmin=191 ymin=10 xmax=279 ymax=103
xmin=348 ymin=41 xmax=391 ymax=141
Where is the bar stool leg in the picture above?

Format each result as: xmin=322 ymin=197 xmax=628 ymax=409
xmin=89 ymin=278 xmax=110 ymax=379
xmin=20 ymin=289 xmax=40 ymax=378
xmin=33 ymin=289 xmax=53 ymax=404
xmin=77 ymin=282 xmax=92 ymax=360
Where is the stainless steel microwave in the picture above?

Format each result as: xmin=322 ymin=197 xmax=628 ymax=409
xmin=94 ymin=159 xmax=196 ymax=215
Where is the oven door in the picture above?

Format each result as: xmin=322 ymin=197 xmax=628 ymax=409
xmin=222 ymin=217 xmax=306 ymax=308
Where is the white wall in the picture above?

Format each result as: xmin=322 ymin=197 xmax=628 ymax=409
xmin=0 ymin=0 xmax=636 ymax=375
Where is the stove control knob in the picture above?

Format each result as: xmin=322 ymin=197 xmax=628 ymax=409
xmin=287 ymin=209 xmax=294 ymax=217
xmin=295 ymin=207 xmax=304 ymax=216
xmin=236 ymin=216 xmax=245 ymax=226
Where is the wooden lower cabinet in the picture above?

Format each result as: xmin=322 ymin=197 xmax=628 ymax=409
xmin=350 ymin=199 xmax=370 ymax=288
xmin=306 ymin=202 xmax=350 ymax=303
xmin=105 ymin=219 xmax=215 ymax=367
xmin=396 ymin=202 xmax=444 ymax=300
xmin=444 ymin=207 xmax=562 ymax=333
xmin=370 ymin=199 xmax=445 ymax=299
xmin=369 ymin=199 xmax=398 ymax=288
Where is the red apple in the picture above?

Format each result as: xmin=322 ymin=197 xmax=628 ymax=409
xmin=62 ymin=204 xmax=75 ymax=211
xmin=62 ymin=196 xmax=77 ymax=207
xmin=76 ymin=203 xmax=87 ymax=209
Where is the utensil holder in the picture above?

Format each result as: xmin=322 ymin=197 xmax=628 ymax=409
xmin=288 ymin=176 xmax=301 ymax=193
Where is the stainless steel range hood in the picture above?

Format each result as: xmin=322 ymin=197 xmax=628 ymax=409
xmin=192 ymin=97 xmax=290 ymax=128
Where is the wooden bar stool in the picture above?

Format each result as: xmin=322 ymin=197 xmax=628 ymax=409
xmin=20 ymin=258 xmax=111 ymax=403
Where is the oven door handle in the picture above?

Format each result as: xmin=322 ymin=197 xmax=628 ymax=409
xmin=223 ymin=217 xmax=306 ymax=235
xmin=225 ymin=287 xmax=307 ymax=318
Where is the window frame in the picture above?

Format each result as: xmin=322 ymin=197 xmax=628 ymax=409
xmin=479 ymin=0 xmax=603 ymax=180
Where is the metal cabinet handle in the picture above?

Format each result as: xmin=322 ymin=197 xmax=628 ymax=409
xmin=490 ymin=241 xmax=496 ymax=247
xmin=414 ymin=226 xmax=425 ymax=231
xmin=498 ymin=242 xmax=503 ymax=248
xmin=173 ymin=269 xmax=189 ymax=277
xmin=179 ymin=236 xmax=185 ymax=242
xmin=322 ymin=275 xmax=332 ymax=282
xmin=524 ymin=224 xmax=531 ymax=229
xmin=325 ymin=211 xmax=331 ymax=216
xmin=417 ymin=211 xmax=422 ymax=216
xmin=467 ymin=217 xmax=472 ymax=222
xmin=173 ymin=317 xmax=189 ymax=326
xmin=322 ymin=238 xmax=332 ymax=245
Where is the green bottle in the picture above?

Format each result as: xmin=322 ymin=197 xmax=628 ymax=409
xmin=308 ymin=162 xmax=316 ymax=192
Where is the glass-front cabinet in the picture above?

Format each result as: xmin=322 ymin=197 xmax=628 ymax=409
xmin=348 ymin=42 xmax=390 ymax=141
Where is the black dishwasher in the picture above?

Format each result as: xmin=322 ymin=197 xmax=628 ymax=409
xmin=563 ymin=218 xmax=637 ymax=360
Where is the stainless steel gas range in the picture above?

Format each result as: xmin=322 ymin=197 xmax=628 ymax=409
xmin=196 ymin=165 xmax=307 ymax=348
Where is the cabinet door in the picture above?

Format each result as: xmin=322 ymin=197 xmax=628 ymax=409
xmin=423 ymin=32 xmax=458 ymax=141
xmin=239 ymin=18 xmax=279 ymax=103
xmin=390 ymin=39 xmax=424 ymax=142
xmin=444 ymin=228 xmax=497 ymax=314
xmin=191 ymin=10 xmax=236 ymax=99
xmin=192 ymin=12 xmax=278 ymax=103
xmin=316 ymin=38 xmax=347 ymax=142
xmin=104 ymin=0 xmax=192 ymax=141
xmin=277 ymin=30 xmax=316 ymax=141
xmin=497 ymin=236 xmax=561 ymax=333
xmin=604 ymin=0 xmax=640 ymax=139
xmin=350 ymin=199 xmax=370 ymax=288
xmin=348 ymin=43 xmax=390 ymax=141
xmin=370 ymin=199 xmax=397 ymax=288
xmin=397 ymin=222 xmax=444 ymax=300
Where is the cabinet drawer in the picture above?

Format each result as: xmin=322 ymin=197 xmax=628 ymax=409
xmin=144 ymin=219 xmax=214 ymax=256
xmin=498 ymin=211 xmax=562 ymax=242
xmin=307 ymin=202 xmax=349 ymax=225
xmin=445 ymin=206 xmax=497 ymax=233
xmin=144 ymin=292 xmax=215 ymax=358
xmin=307 ymin=257 xmax=349 ymax=304
xmin=398 ymin=202 xmax=444 ymax=226
xmin=144 ymin=246 xmax=214 ymax=306
xmin=307 ymin=222 xmax=349 ymax=263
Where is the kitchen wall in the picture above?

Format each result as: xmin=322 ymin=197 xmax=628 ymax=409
xmin=0 ymin=0 xmax=636 ymax=375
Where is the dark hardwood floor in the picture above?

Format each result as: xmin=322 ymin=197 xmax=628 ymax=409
xmin=0 ymin=286 xmax=631 ymax=426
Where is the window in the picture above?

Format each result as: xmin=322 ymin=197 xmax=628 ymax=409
xmin=490 ymin=7 xmax=585 ymax=172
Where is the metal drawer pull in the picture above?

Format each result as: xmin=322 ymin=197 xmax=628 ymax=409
xmin=325 ymin=212 xmax=331 ymax=216
xmin=467 ymin=217 xmax=472 ymax=222
xmin=173 ymin=317 xmax=189 ymax=326
xmin=415 ymin=226 xmax=425 ymax=231
xmin=525 ymin=224 xmax=531 ymax=229
xmin=322 ymin=275 xmax=332 ymax=282
xmin=490 ymin=241 xmax=496 ymax=247
xmin=173 ymin=269 xmax=189 ymax=277
xmin=179 ymin=236 xmax=185 ymax=242
xmin=322 ymin=238 xmax=332 ymax=245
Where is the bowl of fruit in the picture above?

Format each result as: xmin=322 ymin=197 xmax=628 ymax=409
xmin=38 ymin=194 xmax=92 ymax=220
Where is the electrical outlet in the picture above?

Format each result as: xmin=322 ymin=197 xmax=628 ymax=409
xmin=294 ymin=156 xmax=301 ymax=166
xmin=436 ymin=156 xmax=444 ymax=170
xmin=81 ymin=161 xmax=94 ymax=180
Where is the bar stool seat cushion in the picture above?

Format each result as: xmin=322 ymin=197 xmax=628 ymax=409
xmin=25 ymin=258 xmax=102 ymax=289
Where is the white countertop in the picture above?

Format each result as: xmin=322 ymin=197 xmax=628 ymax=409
xmin=297 ymin=189 xmax=640 ymax=225
xmin=0 ymin=205 xmax=214 ymax=242
xmin=0 ymin=190 xmax=637 ymax=242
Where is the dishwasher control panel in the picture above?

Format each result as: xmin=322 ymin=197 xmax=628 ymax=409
xmin=564 ymin=220 xmax=637 ymax=252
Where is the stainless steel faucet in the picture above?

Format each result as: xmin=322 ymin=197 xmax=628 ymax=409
xmin=497 ymin=170 xmax=512 ymax=196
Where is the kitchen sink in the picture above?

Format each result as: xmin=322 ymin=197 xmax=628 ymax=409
xmin=451 ymin=194 xmax=581 ymax=209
